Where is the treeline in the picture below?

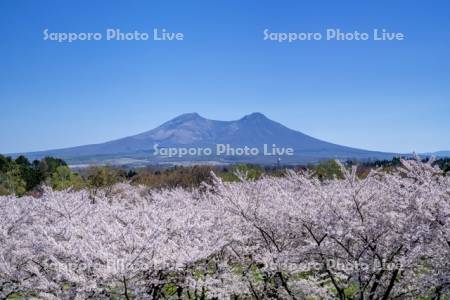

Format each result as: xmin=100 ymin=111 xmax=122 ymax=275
xmin=0 ymin=154 xmax=257 ymax=196
xmin=351 ymin=156 xmax=450 ymax=177
xmin=0 ymin=155 xmax=132 ymax=196
xmin=0 ymin=155 xmax=285 ymax=197
xmin=0 ymin=155 xmax=68 ymax=196
xmin=1 ymin=154 xmax=449 ymax=197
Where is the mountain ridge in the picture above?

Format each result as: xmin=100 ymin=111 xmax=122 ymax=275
xmin=11 ymin=113 xmax=404 ymax=166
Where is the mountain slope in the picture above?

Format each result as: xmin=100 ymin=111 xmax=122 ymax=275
xmin=15 ymin=113 xmax=399 ymax=165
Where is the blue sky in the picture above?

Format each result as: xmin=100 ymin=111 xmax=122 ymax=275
xmin=0 ymin=0 xmax=449 ymax=154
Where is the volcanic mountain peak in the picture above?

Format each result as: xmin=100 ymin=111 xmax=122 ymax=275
xmin=240 ymin=112 xmax=270 ymax=121
xmin=14 ymin=112 xmax=400 ymax=165
xmin=167 ymin=112 xmax=204 ymax=122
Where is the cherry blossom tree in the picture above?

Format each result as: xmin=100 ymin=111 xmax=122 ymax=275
xmin=207 ymin=157 xmax=450 ymax=299
xmin=0 ymin=158 xmax=448 ymax=299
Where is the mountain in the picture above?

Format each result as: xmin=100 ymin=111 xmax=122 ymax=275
xmin=421 ymin=151 xmax=450 ymax=158
xmin=433 ymin=151 xmax=450 ymax=157
xmin=14 ymin=113 xmax=400 ymax=166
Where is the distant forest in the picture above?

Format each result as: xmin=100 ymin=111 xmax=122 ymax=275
xmin=1 ymin=154 xmax=449 ymax=197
